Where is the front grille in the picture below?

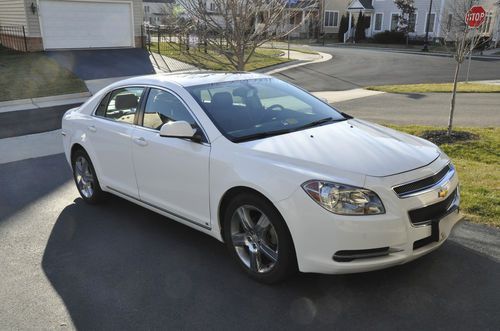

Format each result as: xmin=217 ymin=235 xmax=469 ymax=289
xmin=394 ymin=164 xmax=451 ymax=197
xmin=408 ymin=189 xmax=458 ymax=225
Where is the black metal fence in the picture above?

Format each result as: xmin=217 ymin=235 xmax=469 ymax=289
xmin=0 ymin=25 xmax=28 ymax=52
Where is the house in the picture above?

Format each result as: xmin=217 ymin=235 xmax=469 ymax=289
xmin=345 ymin=0 xmax=500 ymax=44
xmin=0 ymin=0 xmax=144 ymax=51
xmin=323 ymin=0 xmax=351 ymax=38
xmin=284 ymin=0 xmax=351 ymax=40
xmin=143 ymin=0 xmax=176 ymax=26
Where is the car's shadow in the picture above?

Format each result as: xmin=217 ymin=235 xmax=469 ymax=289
xmin=42 ymin=196 xmax=500 ymax=330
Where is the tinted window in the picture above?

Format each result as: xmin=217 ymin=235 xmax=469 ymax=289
xmin=142 ymin=88 xmax=196 ymax=130
xmin=187 ymin=78 xmax=345 ymax=142
xmin=95 ymin=93 xmax=110 ymax=117
xmin=105 ymin=87 xmax=144 ymax=124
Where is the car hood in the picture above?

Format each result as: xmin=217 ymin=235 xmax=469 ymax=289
xmin=241 ymin=119 xmax=440 ymax=177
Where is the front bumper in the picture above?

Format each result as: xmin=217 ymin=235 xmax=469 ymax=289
xmin=276 ymin=161 xmax=464 ymax=274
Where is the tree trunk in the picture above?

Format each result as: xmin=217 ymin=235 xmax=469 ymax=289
xmin=448 ymin=61 xmax=461 ymax=136
xmin=237 ymin=53 xmax=245 ymax=71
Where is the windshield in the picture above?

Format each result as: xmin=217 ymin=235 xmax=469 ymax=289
xmin=186 ymin=78 xmax=346 ymax=142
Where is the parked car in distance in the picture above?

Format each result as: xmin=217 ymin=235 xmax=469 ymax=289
xmin=62 ymin=72 xmax=463 ymax=283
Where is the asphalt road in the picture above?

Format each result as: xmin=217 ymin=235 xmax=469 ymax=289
xmin=334 ymin=92 xmax=500 ymax=127
xmin=274 ymin=47 xmax=500 ymax=91
xmin=1 ymin=154 xmax=499 ymax=330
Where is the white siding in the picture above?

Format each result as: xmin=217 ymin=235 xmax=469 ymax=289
xmin=0 ymin=0 xmax=27 ymax=27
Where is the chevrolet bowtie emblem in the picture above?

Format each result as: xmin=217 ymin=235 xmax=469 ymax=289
xmin=438 ymin=188 xmax=448 ymax=198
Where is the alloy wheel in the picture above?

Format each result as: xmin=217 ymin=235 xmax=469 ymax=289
xmin=74 ymin=156 xmax=95 ymax=199
xmin=230 ymin=205 xmax=279 ymax=273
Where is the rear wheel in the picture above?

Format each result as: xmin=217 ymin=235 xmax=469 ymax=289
xmin=72 ymin=149 xmax=106 ymax=204
xmin=223 ymin=193 xmax=297 ymax=283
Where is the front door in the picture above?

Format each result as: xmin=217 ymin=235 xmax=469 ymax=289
xmin=131 ymin=88 xmax=211 ymax=228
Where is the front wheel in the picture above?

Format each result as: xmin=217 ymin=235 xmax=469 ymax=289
xmin=223 ymin=193 xmax=297 ymax=284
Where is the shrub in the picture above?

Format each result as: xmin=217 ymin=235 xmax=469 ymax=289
xmin=373 ymin=31 xmax=406 ymax=44
xmin=338 ymin=15 xmax=348 ymax=42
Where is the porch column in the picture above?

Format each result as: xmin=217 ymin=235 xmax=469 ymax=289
xmin=347 ymin=11 xmax=352 ymax=43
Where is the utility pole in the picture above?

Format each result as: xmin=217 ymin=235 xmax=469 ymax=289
xmin=422 ymin=0 xmax=434 ymax=52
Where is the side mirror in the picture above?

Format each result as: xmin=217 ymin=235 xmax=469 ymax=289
xmin=160 ymin=121 xmax=201 ymax=142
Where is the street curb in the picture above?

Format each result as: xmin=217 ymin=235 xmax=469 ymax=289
xmin=322 ymin=44 xmax=500 ymax=60
xmin=263 ymin=51 xmax=333 ymax=75
xmin=0 ymin=92 xmax=91 ymax=113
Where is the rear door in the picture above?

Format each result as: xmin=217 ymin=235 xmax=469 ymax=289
xmin=131 ymin=88 xmax=211 ymax=228
xmin=89 ymin=87 xmax=145 ymax=198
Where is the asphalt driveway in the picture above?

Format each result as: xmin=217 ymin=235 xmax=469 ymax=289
xmin=46 ymin=49 xmax=155 ymax=80
xmin=1 ymin=154 xmax=499 ymax=330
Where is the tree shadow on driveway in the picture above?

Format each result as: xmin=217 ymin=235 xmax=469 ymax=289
xmin=42 ymin=196 xmax=500 ymax=330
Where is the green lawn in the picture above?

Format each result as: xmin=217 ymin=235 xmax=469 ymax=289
xmin=0 ymin=49 xmax=88 ymax=102
xmin=390 ymin=126 xmax=499 ymax=227
xmin=367 ymin=83 xmax=500 ymax=94
xmin=150 ymin=42 xmax=291 ymax=71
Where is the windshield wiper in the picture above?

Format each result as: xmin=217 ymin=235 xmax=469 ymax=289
xmin=293 ymin=117 xmax=346 ymax=131
xmin=232 ymin=128 xmax=293 ymax=143
xmin=232 ymin=117 xmax=347 ymax=143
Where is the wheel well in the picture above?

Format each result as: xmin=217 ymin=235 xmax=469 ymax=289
xmin=70 ymin=143 xmax=85 ymax=163
xmin=218 ymin=186 xmax=279 ymax=240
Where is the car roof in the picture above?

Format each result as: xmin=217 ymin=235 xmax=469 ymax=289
xmin=114 ymin=71 xmax=272 ymax=88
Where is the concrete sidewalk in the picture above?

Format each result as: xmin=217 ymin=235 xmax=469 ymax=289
xmin=0 ymin=92 xmax=90 ymax=113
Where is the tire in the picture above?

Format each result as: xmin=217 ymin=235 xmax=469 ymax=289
xmin=72 ymin=148 xmax=106 ymax=204
xmin=223 ymin=193 xmax=297 ymax=284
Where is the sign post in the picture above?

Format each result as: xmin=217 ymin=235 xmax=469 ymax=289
xmin=465 ymin=5 xmax=486 ymax=83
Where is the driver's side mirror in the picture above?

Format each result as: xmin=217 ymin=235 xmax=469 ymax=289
xmin=159 ymin=121 xmax=202 ymax=142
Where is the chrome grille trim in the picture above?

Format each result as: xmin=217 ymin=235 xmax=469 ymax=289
xmin=393 ymin=163 xmax=454 ymax=198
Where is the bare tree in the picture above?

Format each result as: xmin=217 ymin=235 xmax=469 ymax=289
xmin=176 ymin=0 xmax=317 ymax=70
xmin=441 ymin=0 xmax=490 ymax=136
xmin=394 ymin=0 xmax=416 ymax=45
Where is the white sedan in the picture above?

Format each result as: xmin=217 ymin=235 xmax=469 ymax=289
xmin=62 ymin=72 xmax=463 ymax=283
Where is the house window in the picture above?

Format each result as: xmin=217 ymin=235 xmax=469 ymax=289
xmin=374 ymin=13 xmax=383 ymax=31
xmin=390 ymin=13 xmax=399 ymax=31
xmin=209 ymin=2 xmax=216 ymax=12
xmin=408 ymin=12 xmax=416 ymax=32
xmin=145 ymin=6 xmax=149 ymax=14
xmin=324 ymin=11 xmax=339 ymax=27
xmin=426 ymin=13 xmax=436 ymax=33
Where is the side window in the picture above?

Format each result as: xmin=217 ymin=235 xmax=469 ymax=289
xmin=142 ymin=88 xmax=196 ymax=130
xmin=94 ymin=92 xmax=111 ymax=117
xmin=104 ymin=87 xmax=144 ymax=124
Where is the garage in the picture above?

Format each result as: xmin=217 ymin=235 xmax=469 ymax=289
xmin=39 ymin=1 xmax=134 ymax=49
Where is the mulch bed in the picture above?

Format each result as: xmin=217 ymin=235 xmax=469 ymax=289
xmin=420 ymin=130 xmax=479 ymax=145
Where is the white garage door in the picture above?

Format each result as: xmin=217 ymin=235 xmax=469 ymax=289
xmin=39 ymin=1 xmax=133 ymax=49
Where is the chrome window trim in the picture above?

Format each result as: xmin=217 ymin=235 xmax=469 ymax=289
xmin=392 ymin=163 xmax=454 ymax=198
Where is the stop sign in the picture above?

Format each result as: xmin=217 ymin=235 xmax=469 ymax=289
xmin=466 ymin=5 xmax=486 ymax=28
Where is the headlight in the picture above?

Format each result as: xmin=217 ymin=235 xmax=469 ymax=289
xmin=302 ymin=180 xmax=385 ymax=215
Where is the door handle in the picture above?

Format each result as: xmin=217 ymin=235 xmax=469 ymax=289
xmin=133 ymin=136 xmax=148 ymax=147
xmin=88 ymin=125 xmax=97 ymax=133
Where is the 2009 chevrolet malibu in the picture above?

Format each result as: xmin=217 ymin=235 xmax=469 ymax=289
xmin=62 ymin=72 xmax=463 ymax=283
